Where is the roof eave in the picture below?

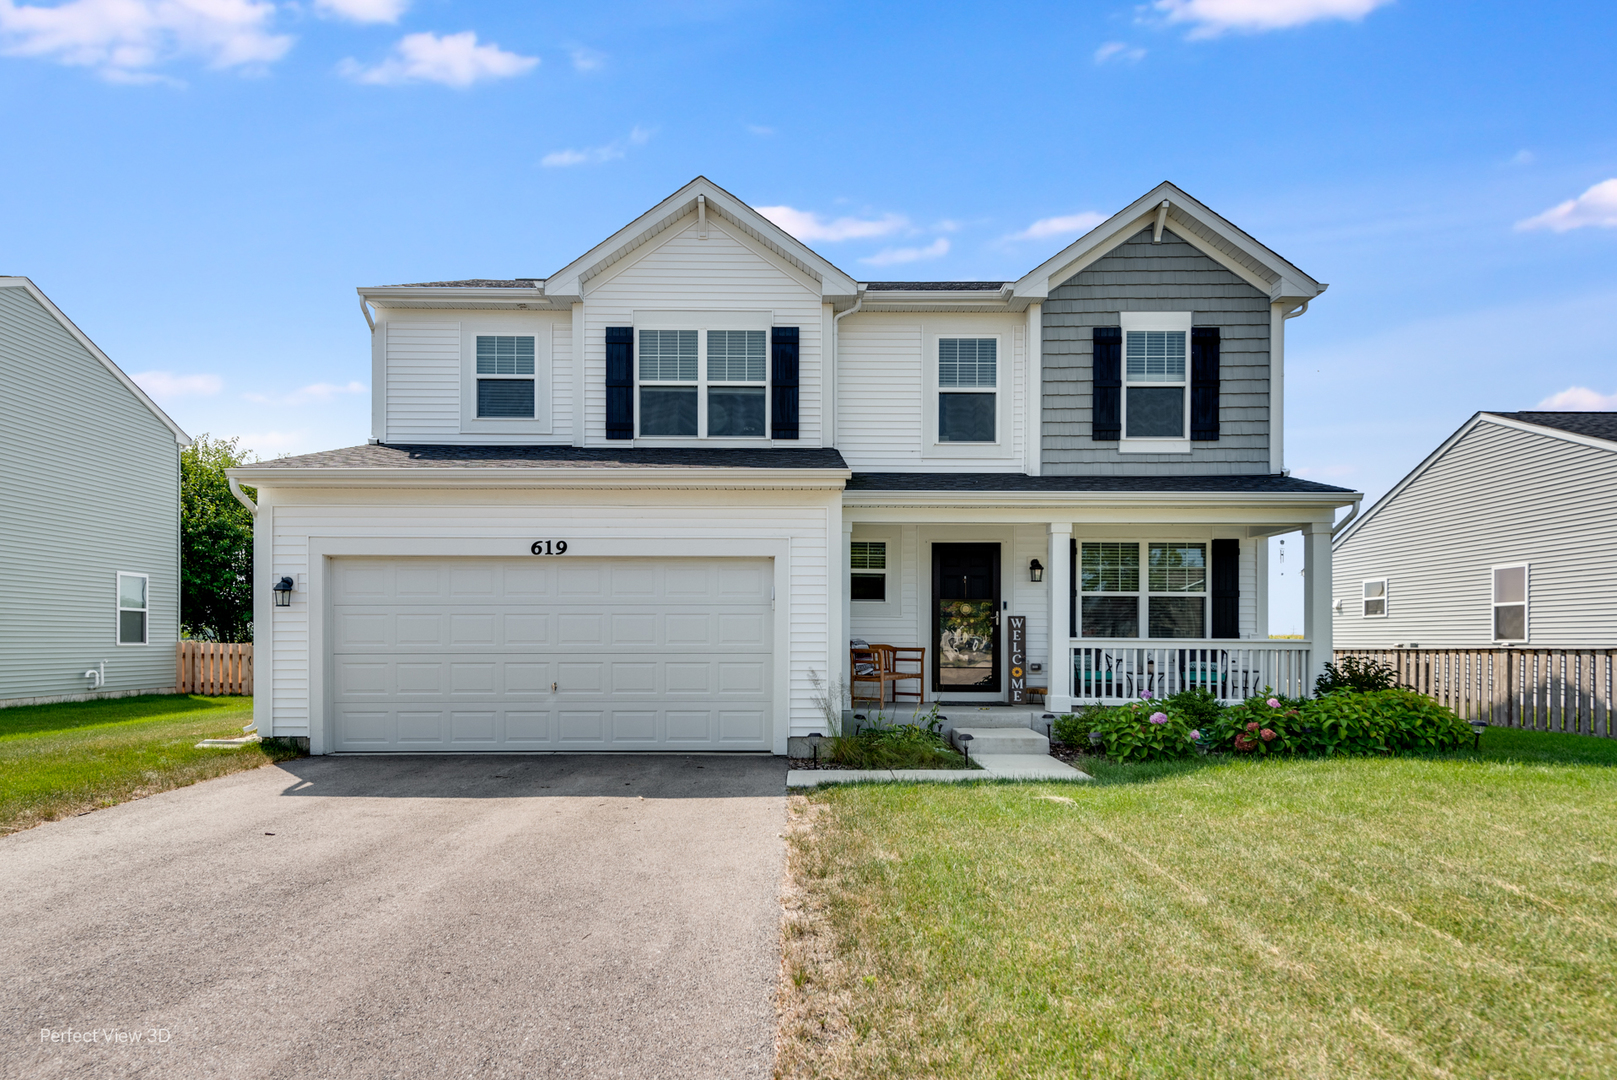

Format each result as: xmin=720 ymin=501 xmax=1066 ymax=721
xmin=358 ymin=284 xmax=563 ymax=310
xmin=227 ymin=465 xmax=853 ymax=489
xmin=843 ymin=488 xmax=1361 ymax=508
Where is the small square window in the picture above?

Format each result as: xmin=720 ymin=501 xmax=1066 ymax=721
xmin=851 ymin=541 xmax=888 ymax=602
xmin=939 ymin=393 xmax=996 ymax=442
xmin=707 ymin=387 xmax=766 ymax=437
xmin=474 ymin=335 xmax=536 ymax=418
xmin=117 ymin=572 xmax=148 ymax=645
xmin=1362 ymin=579 xmax=1387 ymax=617
xmin=640 ymin=387 xmax=698 ymax=436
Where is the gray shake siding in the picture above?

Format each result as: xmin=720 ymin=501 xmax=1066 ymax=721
xmin=1334 ymin=420 xmax=1617 ymax=649
xmin=1042 ymin=228 xmax=1272 ymax=475
xmin=0 ymin=285 xmax=182 ymax=703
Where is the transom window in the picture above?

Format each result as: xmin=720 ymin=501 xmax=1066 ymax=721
xmin=117 ymin=572 xmax=148 ymax=645
xmin=938 ymin=337 xmax=996 ymax=443
xmin=1124 ymin=329 xmax=1187 ymax=439
xmin=1492 ymin=564 xmax=1528 ymax=642
xmin=1077 ymin=541 xmax=1207 ymax=639
xmin=475 ymin=335 xmax=536 ymax=418
xmin=1363 ymin=579 xmax=1387 ymax=617
xmin=638 ymin=328 xmax=767 ymax=438
xmin=850 ymin=541 xmax=888 ymax=602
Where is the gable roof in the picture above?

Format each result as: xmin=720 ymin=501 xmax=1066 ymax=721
xmin=1333 ymin=410 xmax=1617 ymax=548
xmin=1011 ymin=182 xmax=1325 ymax=306
xmin=542 ymin=176 xmax=860 ymax=301
xmin=0 ymin=277 xmax=190 ymax=446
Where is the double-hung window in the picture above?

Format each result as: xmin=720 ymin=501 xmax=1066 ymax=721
xmin=1077 ymin=541 xmax=1207 ymax=638
xmin=850 ymin=541 xmax=888 ymax=602
xmin=1125 ymin=330 xmax=1187 ymax=438
xmin=938 ymin=338 xmax=996 ymax=442
xmin=1362 ymin=579 xmax=1388 ymax=617
xmin=117 ymin=572 xmax=149 ymax=645
xmin=475 ymin=335 xmax=536 ymax=418
xmin=638 ymin=328 xmax=768 ymax=438
xmin=1492 ymin=564 xmax=1528 ymax=642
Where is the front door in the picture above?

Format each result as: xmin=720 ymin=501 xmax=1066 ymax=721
xmin=932 ymin=543 xmax=1001 ymax=695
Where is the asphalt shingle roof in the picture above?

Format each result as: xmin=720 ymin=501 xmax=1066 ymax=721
xmin=847 ymin=472 xmax=1356 ymax=494
xmin=389 ymin=279 xmax=543 ymax=288
xmin=863 ymin=281 xmax=1008 ymax=291
xmin=1489 ymin=411 xmax=1617 ymax=445
xmin=247 ymin=444 xmax=849 ymax=470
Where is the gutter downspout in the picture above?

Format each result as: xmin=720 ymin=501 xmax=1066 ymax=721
xmin=359 ymin=297 xmax=375 ymax=332
xmin=831 ymin=288 xmax=865 ymax=448
xmin=1331 ymin=495 xmax=1363 ymax=540
xmin=229 ymin=477 xmax=258 ymax=517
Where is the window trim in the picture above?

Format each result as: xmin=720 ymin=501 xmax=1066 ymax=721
xmin=458 ymin=318 xmax=553 ymax=435
xmin=849 ymin=539 xmax=890 ymax=605
xmin=1491 ymin=563 xmax=1529 ymax=643
xmin=116 ymin=571 xmax=150 ymax=647
xmin=935 ymin=335 xmax=998 ymax=445
xmin=1075 ymin=538 xmax=1211 ymax=639
xmin=633 ymin=322 xmax=771 ymax=442
xmin=921 ymin=328 xmax=1015 ymax=459
xmin=1117 ymin=311 xmax=1192 ymax=454
xmin=1362 ymin=578 xmax=1388 ymax=618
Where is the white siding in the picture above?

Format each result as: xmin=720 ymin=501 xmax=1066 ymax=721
xmin=582 ymin=217 xmax=826 ymax=445
xmin=259 ymin=488 xmax=836 ymax=745
xmin=0 ymin=285 xmax=181 ymax=701
xmin=383 ymin=320 xmax=459 ymax=438
xmin=836 ymin=311 xmax=1028 ymax=471
xmin=1334 ymin=421 xmax=1617 ymax=649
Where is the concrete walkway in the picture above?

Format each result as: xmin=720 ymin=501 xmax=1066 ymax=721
xmin=1 ymin=755 xmax=788 ymax=1080
xmin=788 ymin=753 xmax=1089 ymax=787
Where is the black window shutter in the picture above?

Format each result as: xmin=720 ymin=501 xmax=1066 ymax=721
xmin=771 ymin=326 xmax=799 ymax=440
xmin=1191 ymin=326 xmax=1220 ymax=441
xmin=1069 ymin=537 xmax=1078 ymax=639
xmin=1092 ymin=326 xmax=1121 ymax=441
xmin=605 ymin=327 xmax=634 ymax=440
xmin=1210 ymin=538 xmax=1239 ymax=639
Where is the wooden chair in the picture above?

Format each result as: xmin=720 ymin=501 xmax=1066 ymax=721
xmin=889 ymin=646 xmax=926 ymax=706
xmin=851 ymin=644 xmax=904 ymax=706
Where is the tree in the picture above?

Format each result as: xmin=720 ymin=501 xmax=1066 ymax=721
xmin=181 ymin=435 xmax=256 ymax=642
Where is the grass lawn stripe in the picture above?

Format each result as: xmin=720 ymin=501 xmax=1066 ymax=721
xmin=0 ymin=694 xmax=299 ymax=834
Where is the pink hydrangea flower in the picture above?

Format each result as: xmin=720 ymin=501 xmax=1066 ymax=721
xmin=1149 ymin=712 xmax=1168 ymax=725
xmin=1245 ymin=721 xmax=1260 ymax=732
xmin=1188 ymin=729 xmax=1201 ymax=740
xmin=1260 ymin=728 xmax=1277 ymax=742
xmin=1266 ymin=697 xmax=1281 ymax=708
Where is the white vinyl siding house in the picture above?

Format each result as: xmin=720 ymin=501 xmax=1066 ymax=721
xmin=0 ymin=278 xmax=190 ymax=706
xmin=237 ymin=177 xmax=1356 ymax=752
xmin=1334 ymin=413 xmax=1617 ymax=650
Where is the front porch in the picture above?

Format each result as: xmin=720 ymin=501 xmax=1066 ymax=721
xmin=1071 ymin=639 xmax=1312 ymax=703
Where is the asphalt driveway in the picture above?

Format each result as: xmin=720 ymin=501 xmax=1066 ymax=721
xmin=0 ymin=754 xmax=789 ymax=1080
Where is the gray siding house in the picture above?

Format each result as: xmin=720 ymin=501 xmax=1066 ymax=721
xmin=1333 ymin=412 xmax=1617 ymax=650
xmin=0 ymin=277 xmax=191 ymax=706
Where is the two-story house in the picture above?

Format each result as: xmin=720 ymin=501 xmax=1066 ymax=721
xmin=229 ymin=178 xmax=1358 ymax=754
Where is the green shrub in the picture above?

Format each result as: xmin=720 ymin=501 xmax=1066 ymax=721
xmin=1088 ymin=699 xmax=1204 ymax=763
xmin=1206 ymin=688 xmax=1469 ymax=757
xmin=1315 ymin=655 xmax=1401 ymax=696
xmin=1164 ymin=687 xmax=1224 ymax=730
xmin=1052 ymin=705 xmax=1107 ymax=747
xmin=829 ymin=709 xmax=967 ymax=769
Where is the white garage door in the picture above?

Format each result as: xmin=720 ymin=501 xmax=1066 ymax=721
xmin=329 ymin=557 xmax=773 ymax=752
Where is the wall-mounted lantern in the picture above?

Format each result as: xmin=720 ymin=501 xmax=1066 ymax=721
xmin=272 ymin=576 xmax=294 ymax=608
xmin=1029 ymin=559 xmax=1044 ymax=583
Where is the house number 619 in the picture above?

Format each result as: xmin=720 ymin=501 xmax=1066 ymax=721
xmin=530 ymin=540 xmax=568 ymax=555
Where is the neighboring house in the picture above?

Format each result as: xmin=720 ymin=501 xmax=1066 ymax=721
xmin=1334 ymin=411 xmax=1617 ymax=650
xmin=228 ymin=178 xmax=1358 ymax=755
xmin=0 ymin=277 xmax=191 ymax=707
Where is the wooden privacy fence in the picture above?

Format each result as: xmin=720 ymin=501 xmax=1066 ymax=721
xmin=1335 ymin=648 xmax=1615 ymax=737
xmin=176 ymin=641 xmax=254 ymax=696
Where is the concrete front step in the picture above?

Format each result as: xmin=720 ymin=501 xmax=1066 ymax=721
xmin=953 ymin=727 xmax=1050 ymax=755
xmin=937 ymin=707 xmax=1058 ymax=730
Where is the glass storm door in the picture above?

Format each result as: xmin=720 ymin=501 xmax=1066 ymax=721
xmin=932 ymin=543 xmax=1001 ymax=694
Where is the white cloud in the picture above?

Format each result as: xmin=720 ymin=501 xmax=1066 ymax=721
xmin=242 ymin=380 xmax=366 ymax=405
xmin=1516 ymin=179 xmax=1617 ymax=233
xmin=0 ymin=0 xmax=291 ymax=81
xmin=132 ymin=370 xmax=223 ymax=399
xmin=1153 ymin=0 xmax=1394 ymax=37
xmin=861 ymin=238 xmax=950 ymax=266
xmin=314 ymin=0 xmax=405 ymax=23
xmin=1508 ymin=149 xmax=1534 ymax=166
xmin=568 ymin=44 xmax=603 ymax=71
xmin=1094 ymin=41 xmax=1145 ymax=63
xmin=1536 ymin=386 xmax=1617 ymax=411
xmin=755 ymin=206 xmax=908 ymax=243
xmin=1008 ymin=211 xmax=1107 ymax=241
xmin=540 ymin=125 xmax=651 ymax=167
xmin=234 ymin=428 xmax=313 ymax=454
xmin=339 ymin=30 xmax=537 ymax=87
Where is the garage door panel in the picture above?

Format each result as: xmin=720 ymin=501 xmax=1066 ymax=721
xmin=331 ymin=557 xmax=771 ymax=752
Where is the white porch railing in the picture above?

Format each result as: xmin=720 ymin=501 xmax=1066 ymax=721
xmin=1073 ymin=641 xmax=1312 ymax=704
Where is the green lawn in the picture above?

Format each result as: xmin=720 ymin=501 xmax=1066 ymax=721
xmin=0 ymin=695 xmax=300 ymax=834
xmin=778 ymin=729 xmax=1617 ymax=1080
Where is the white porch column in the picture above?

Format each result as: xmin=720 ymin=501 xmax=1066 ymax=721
xmin=1047 ymin=522 xmax=1073 ymax=712
xmin=839 ymin=519 xmax=853 ymax=710
xmin=1303 ymin=521 xmax=1333 ymax=692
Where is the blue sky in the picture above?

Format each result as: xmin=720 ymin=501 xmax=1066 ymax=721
xmin=4 ymin=0 xmax=1616 ymax=630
